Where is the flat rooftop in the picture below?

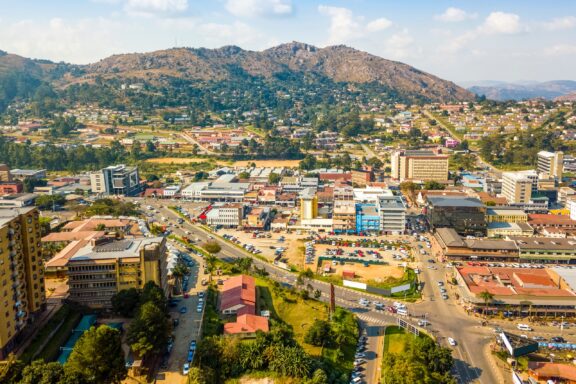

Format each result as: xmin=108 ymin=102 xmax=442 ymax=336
xmin=427 ymin=196 xmax=484 ymax=208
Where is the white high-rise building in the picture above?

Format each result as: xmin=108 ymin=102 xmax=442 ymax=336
xmin=537 ymin=151 xmax=563 ymax=180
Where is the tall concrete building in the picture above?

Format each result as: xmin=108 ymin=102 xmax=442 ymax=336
xmin=391 ymin=150 xmax=449 ymax=182
xmin=537 ymin=151 xmax=563 ymax=180
xmin=90 ymin=164 xmax=140 ymax=196
xmin=66 ymin=237 xmax=168 ymax=308
xmin=0 ymin=207 xmax=46 ymax=358
xmin=502 ymin=170 xmax=538 ymax=204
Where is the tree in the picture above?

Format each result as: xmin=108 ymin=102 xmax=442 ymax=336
xmin=304 ymin=320 xmax=333 ymax=347
xmin=35 ymin=194 xmax=66 ymax=210
xmin=111 ymin=288 xmax=141 ymax=317
xmin=171 ymin=263 xmax=191 ymax=294
xmin=238 ymin=172 xmax=250 ymax=179
xmin=0 ymin=353 xmax=24 ymax=383
xmin=310 ymin=368 xmax=329 ymax=384
xmin=66 ymin=325 xmax=127 ymax=384
xmin=313 ymin=289 xmax=322 ymax=299
xmin=479 ymin=290 xmax=494 ymax=318
xmin=140 ymin=281 xmax=168 ymax=313
xmin=187 ymin=367 xmax=207 ymax=384
xmin=268 ymin=173 xmax=281 ymax=184
xmin=203 ymin=241 xmax=221 ymax=255
xmin=127 ymin=301 xmax=171 ymax=358
xmin=423 ymin=181 xmax=445 ymax=190
xmin=19 ymin=360 xmax=65 ymax=384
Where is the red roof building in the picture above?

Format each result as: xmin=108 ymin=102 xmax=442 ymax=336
xmin=220 ymin=275 xmax=256 ymax=316
xmin=224 ymin=314 xmax=269 ymax=335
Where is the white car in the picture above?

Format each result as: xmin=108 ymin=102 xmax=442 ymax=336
xmin=182 ymin=363 xmax=190 ymax=375
xmin=517 ymin=324 xmax=532 ymax=331
xmin=448 ymin=337 xmax=457 ymax=346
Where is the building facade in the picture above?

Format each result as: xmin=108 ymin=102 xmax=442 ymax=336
xmin=90 ymin=165 xmax=140 ymax=196
xmin=0 ymin=207 xmax=46 ymax=358
xmin=391 ymin=150 xmax=449 ymax=182
xmin=502 ymin=170 xmax=538 ymax=204
xmin=377 ymin=195 xmax=407 ymax=234
xmin=206 ymin=204 xmax=244 ymax=228
xmin=67 ymin=237 xmax=168 ymax=308
xmin=426 ymin=196 xmax=486 ymax=236
xmin=537 ymin=150 xmax=563 ymax=180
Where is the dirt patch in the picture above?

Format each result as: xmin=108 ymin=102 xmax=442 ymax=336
xmin=284 ymin=239 xmax=305 ymax=269
xmin=321 ymin=260 xmax=405 ymax=283
xmin=232 ymin=159 xmax=301 ymax=167
xmin=145 ymin=157 xmax=222 ymax=164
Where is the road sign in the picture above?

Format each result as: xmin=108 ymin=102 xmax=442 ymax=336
xmin=397 ymin=318 xmax=419 ymax=336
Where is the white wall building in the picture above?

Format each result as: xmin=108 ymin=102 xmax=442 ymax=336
xmin=206 ymin=204 xmax=244 ymax=227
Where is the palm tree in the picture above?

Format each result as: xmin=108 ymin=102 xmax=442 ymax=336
xmin=203 ymin=241 xmax=221 ymax=283
xmin=479 ymin=290 xmax=494 ymax=318
xmin=171 ymin=263 xmax=190 ymax=294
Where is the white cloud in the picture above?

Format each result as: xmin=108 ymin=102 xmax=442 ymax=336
xmin=124 ymin=0 xmax=188 ymax=17
xmin=435 ymin=7 xmax=476 ymax=22
xmin=384 ymin=29 xmax=415 ymax=59
xmin=318 ymin=5 xmax=392 ymax=44
xmin=366 ymin=18 xmax=392 ymax=32
xmin=225 ymin=0 xmax=293 ymax=18
xmin=542 ymin=16 xmax=576 ymax=31
xmin=480 ymin=11 xmax=522 ymax=34
xmin=545 ymin=44 xmax=576 ymax=55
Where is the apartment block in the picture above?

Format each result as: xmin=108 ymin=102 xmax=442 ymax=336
xmin=537 ymin=150 xmax=563 ymax=180
xmin=333 ymin=200 xmax=356 ymax=233
xmin=0 ymin=207 xmax=46 ymax=358
xmin=391 ymin=150 xmax=449 ymax=182
xmin=66 ymin=237 xmax=168 ymax=308
xmin=502 ymin=170 xmax=538 ymax=204
xmin=90 ymin=164 xmax=140 ymax=196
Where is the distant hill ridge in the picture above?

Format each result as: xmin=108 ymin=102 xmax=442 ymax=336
xmin=0 ymin=41 xmax=472 ymax=103
xmin=467 ymin=80 xmax=576 ymax=101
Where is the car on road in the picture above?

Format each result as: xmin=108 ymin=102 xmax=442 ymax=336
xmin=189 ymin=340 xmax=197 ymax=351
xmin=196 ymin=305 xmax=203 ymax=313
xmin=355 ymin=352 xmax=366 ymax=358
xmin=198 ymin=291 xmax=205 ymax=298
xmin=551 ymin=336 xmax=566 ymax=343
xmin=517 ymin=324 xmax=532 ymax=331
xmin=437 ymin=281 xmax=444 ymax=286
xmin=187 ymin=350 xmax=194 ymax=362
xmin=532 ymin=336 xmax=546 ymax=341
xmin=180 ymin=307 xmax=187 ymax=314
xmin=448 ymin=337 xmax=457 ymax=346
xmin=182 ymin=363 xmax=190 ymax=375
xmin=358 ymin=298 xmax=369 ymax=306
xmin=183 ymin=293 xmax=189 ymax=298
xmin=441 ymin=294 xmax=448 ymax=300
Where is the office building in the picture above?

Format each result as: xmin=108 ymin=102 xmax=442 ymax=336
xmin=333 ymin=200 xmax=356 ymax=233
xmin=206 ymin=204 xmax=244 ymax=228
xmin=300 ymin=188 xmax=318 ymax=220
xmin=66 ymin=237 xmax=168 ymax=308
xmin=486 ymin=208 xmax=528 ymax=223
xmin=0 ymin=207 xmax=46 ymax=358
xmin=90 ymin=164 xmax=140 ymax=196
xmin=10 ymin=169 xmax=46 ymax=180
xmin=426 ymin=196 xmax=486 ymax=236
xmin=502 ymin=170 xmax=538 ymax=204
xmin=355 ymin=204 xmax=380 ymax=234
xmin=537 ymin=151 xmax=563 ymax=180
xmin=391 ymin=150 xmax=449 ymax=182
xmin=377 ymin=195 xmax=407 ymax=234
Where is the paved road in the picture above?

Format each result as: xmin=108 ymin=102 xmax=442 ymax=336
xmin=361 ymin=144 xmax=377 ymax=159
xmin=178 ymin=132 xmax=215 ymax=155
xmin=147 ymin=200 xmax=502 ymax=383
xmin=362 ymin=324 xmax=384 ymax=384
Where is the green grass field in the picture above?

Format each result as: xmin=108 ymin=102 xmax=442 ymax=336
xmin=383 ymin=326 xmax=410 ymax=355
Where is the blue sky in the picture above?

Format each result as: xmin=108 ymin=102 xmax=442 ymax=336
xmin=1 ymin=0 xmax=575 ymax=83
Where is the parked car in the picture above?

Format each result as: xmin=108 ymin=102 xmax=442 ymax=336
xmin=182 ymin=363 xmax=190 ymax=375
xmin=448 ymin=337 xmax=457 ymax=346
xmin=180 ymin=307 xmax=187 ymax=314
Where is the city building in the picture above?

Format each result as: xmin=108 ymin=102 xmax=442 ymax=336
xmin=486 ymin=208 xmax=528 ymax=223
xmin=181 ymin=182 xmax=211 ymax=200
xmin=244 ymin=207 xmax=271 ymax=230
xmin=527 ymin=214 xmax=576 ymax=232
xmin=66 ymin=237 xmax=168 ymax=308
xmin=199 ymin=182 xmax=250 ymax=202
xmin=205 ymin=204 xmax=244 ymax=228
xmin=558 ymin=187 xmax=576 ymax=206
xmin=300 ymin=188 xmax=318 ymax=220
xmin=454 ymin=265 xmax=575 ymax=317
xmin=333 ymin=200 xmax=356 ymax=234
xmin=0 ymin=193 xmax=37 ymax=208
xmin=90 ymin=165 xmax=141 ymax=196
xmin=0 ymin=164 xmax=12 ymax=182
xmin=0 ymin=207 xmax=46 ymax=358
xmin=10 ymin=169 xmax=47 ymax=180
xmin=501 ymin=170 xmax=538 ymax=204
xmin=570 ymin=199 xmax=576 ymax=221
xmin=509 ymin=236 xmax=576 ymax=264
xmin=351 ymin=169 xmax=373 ymax=187
xmin=537 ymin=150 xmax=563 ymax=180
xmin=220 ymin=275 xmax=268 ymax=336
xmin=377 ymin=195 xmax=406 ymax=234
xmin=486 ymin=222 xmax=533 ymax=238
xmin=434 ymin=228 xmax=519 ymax=261
xmin=355 ymin=203 xmax=380 ymax=234
xmin=391 ymin=149 xmax=449 ymax=182
xmin=162 ymin=185 xmax=181 ymax=197
xmin=0 ymin=183 xmax=23 ymax=195
xmin=426 ymin=196 xmax=486 ymax=236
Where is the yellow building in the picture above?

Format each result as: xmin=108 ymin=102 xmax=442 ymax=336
xmin=66 ymin=237 xmax=168 ymax=308
xmin=0 ymin=207 xmax=46 ymax=358
xmin=391 ymin=150 xmax=449 ymax=182
xmin=486 ymin=208 xmax=528 ymax=223
xmin=300 ymin=188 xmax=318 ymax=221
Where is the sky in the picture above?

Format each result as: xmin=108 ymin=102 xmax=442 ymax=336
xmin=1 ymin=0 xmax=575 ymax=83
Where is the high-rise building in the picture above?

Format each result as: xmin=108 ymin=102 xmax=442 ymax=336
xmin=66 ymin=237 xmax=168 ymax=308
xmin=502 ymin=170 xmax=538 ymax=204
xmin=90 ymin=164 xmax=140 ymax=196
xmin=537 ymin=151 xmax=563 ymax=180
xmin=391 ymin=150 xmax=449 ymax=182
xmin=0 ymin=207 xmax=46 ymax=358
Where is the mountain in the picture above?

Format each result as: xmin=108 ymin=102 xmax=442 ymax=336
xmin=0 ymin=42 xmax=473 ymax=110
xmin=66 ymin=42 xmax=472 ymax=102
xmin=467 ymin=80 xmax=576 ymax=101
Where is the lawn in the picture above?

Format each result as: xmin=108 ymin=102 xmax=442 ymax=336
xmin=383 ymin=326 xmax=410 ymax=355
